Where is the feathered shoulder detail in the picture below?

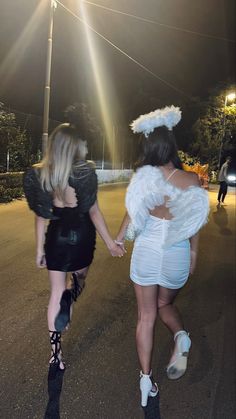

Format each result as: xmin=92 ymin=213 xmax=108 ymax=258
xmin=23 ymin=167 xmax=56 ymax=219
xmin=69 ymin=160 xmax=98 ymax=212
xmin=126 ymin=165 xmax=209 ymax=247
xmin=72 ymin=160 xmax=96 ymax=177
xmin=23 ymin=161 xmax=98 ymax=217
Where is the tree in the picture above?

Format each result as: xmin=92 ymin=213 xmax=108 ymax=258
xmin=0 ymin=103 xmax=30 ymax=171
xmin=64 ymin=102 xmax=104 ymax=162
xmin=0 ymin=103 xmax=15 ymax=171
xmin=7 ymin=127 xmax=31 ymax=171
xmin=178 ymin=150 xmax=199 ymax=165
xmin=64 ymin=103 xmax=102 ymax=144
xmin=189 ymin=84 xmax=236 ymax=170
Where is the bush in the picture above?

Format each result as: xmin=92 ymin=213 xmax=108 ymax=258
xmin=0 ymin=172 xmax=23 ymax=187
xmin=0 ymin=186 xmax=24 ymax=203
xmin=0 ymin=172 xmax=24 ymax=202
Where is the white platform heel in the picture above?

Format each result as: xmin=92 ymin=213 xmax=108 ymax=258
xmin=167 ymin=330 xmax=191 ymax=380
xmin=140 ymin=370 xmax=159 ymax=407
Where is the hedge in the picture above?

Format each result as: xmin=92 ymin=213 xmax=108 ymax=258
xmin=0 ymin=170 xmax=132 ymax=203
xmin=0 ymin=172 xmax=24 ymax=202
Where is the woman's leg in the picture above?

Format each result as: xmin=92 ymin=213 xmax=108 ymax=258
xmin=73 ymin=266 xmax=89 ymax=278
xmin=71 ymin=266 xmax=89 ymax=300
xmin=157 ymin=286 xmax=191 ymax=376
xmin=134 ymin=284 xmax=158 ymax=374
xmin=67 ymin=266 xmax=89 ymax=321
xmin=48 ymin=270 xmax=67 ymax=330
xmin=157 ymin=286 xmax=183 ymax=335
xmin=54 ymin=266 xmax=90 ymax=332
xmin=48 ymin=270 xmax=67 ymax=369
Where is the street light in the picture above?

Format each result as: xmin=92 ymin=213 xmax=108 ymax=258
xmin=42 ymin=0 xmax=57 ymax=154
xmin=218 ymin=91 xmax=236 ymax=170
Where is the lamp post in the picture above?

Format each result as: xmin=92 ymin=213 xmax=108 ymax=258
xmin=101 ymin=134 xmax=105 ymax=170
xmin=42 ymin=0 xmax=57 ymax=154
xmin=218 ymin=92 xmax=236 ymax=170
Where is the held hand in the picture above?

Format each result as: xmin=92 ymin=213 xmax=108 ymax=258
xmin=190 ymin=250 xmax=197 ymax=275
xmin=114 ymin=239 xmax=126 ymax=253
xmin=108 ymin=242 xmax=125 ymax=258
xmin=36 ymin=251 xmax=46 ymax=269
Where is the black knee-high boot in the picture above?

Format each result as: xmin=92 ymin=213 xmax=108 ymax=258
xmin=45 ymin=331 xmax=65 ymax=419
xmin=49 ymin=330 xmax=65 ymax=371
xmin=54 ymin=272 xmax=86 ymax=332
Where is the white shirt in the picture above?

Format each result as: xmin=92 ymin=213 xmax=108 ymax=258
xmin=218 ymin=162 xmax=229 ymax=182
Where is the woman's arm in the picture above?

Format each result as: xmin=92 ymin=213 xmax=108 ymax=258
xmin=115 ymin=212 xmax=130 ymax=244
xmin=189 ymin=233 xmax=199 ymax=275
xmin=35 ymin=215 xmax=47 ymax=268
xmin=89 ymin=201 xmax=124 ymax=257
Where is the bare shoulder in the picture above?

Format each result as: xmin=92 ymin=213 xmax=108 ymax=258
xmin=175 ymin=169 xmax=200 ymax=189
xmin=185 ymin=171 xmax=201 ymax=186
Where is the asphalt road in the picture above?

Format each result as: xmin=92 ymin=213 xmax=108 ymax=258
xmin=0 ymin=184 xmax=235 ymax=419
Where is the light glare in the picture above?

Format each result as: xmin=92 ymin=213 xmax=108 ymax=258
xmin=226 ymin=92 xmax=236 ymax=102
xmin=227 ymin=175 xmax=236 ymax=181
xmin=0 ymin=0 xmax=47 ymax=91
xmin=80 ymin=1 xmax=118 ymax=166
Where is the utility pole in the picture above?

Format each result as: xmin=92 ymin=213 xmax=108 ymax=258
xmin=42 ymin=0 xmax=57 ymax=154
xmin=6 ymin=150 xmax=10 ymax=172
xmin=101 ymin=135 xmax=105 ymax=170
xmin=112 ymin=125 xmax=115 ymax=169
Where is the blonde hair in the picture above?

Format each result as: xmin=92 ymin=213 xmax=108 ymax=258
xmin=36 ymin=123 xmax=87 ymax=202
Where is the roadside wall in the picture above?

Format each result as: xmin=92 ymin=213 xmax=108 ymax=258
xmin=96 ymin=169 xmax=133 ymax=184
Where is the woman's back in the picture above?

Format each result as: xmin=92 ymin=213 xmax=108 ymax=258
xmin=150 ymin=167 xmax=200 ymax=220
xmin=53 ymin=185 xmax=78 ymax=209
xmin=126 ymin=164 xmax=209 ymax=248
xmin=23 ymin=161 xmax=98 ymax=219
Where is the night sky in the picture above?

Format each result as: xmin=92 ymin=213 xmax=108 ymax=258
xmin=0 ymin=0 xmax=235 ymax=126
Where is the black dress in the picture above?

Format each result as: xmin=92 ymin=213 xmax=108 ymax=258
xmin=23 ymin=161 xmax=97 ymax=272
xmin=44 ymin=206 xmax=96 ymax=271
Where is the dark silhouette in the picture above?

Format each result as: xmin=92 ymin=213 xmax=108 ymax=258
xmin=44 ymin=365 xmax=65 ymax=419
xmin=143 ymin=392 xmax=161 ymax=419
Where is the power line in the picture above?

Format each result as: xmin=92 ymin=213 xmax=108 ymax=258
xmin=55 ymin=0 xmax=190 ymax=98
xmin=83 ymin=0 xmax=236 ymax=44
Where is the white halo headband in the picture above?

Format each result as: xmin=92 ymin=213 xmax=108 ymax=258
xmin=130 ymin=105 xmax=182 ymax=138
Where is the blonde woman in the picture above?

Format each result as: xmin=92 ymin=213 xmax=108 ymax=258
xmin=24 ymin=121 xmax=123 ymax=371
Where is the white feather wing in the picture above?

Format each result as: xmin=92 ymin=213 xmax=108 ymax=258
xmin=126 ymin=165 xmax=209 ymax=245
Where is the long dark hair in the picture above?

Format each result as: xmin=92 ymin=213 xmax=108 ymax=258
xmin=135 ymin=126 xmax=182 ymax=170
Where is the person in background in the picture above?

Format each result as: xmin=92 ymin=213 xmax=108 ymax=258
xmin=217 ymin=156 xmax=231 ymax=204
xmin=23 ymin=115 xmax=124 ymax=372
xmin=115 ymin=106 xmax=209 ymax=408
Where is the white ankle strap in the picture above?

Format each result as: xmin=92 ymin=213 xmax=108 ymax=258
xmin=174 ymin=330 xmax=189 ymax=341
xmin=140 ymin=369 xmax=152 ymax=378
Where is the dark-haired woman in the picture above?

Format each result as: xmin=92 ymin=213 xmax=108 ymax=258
xmin=24 ymin=123 xmax=124 ymax=370
xmin=116 ymin=112 xmax=209 ymax=407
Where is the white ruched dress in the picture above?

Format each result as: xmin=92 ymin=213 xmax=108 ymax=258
xmin=125 ymin=166 xmax=209 ymax=289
